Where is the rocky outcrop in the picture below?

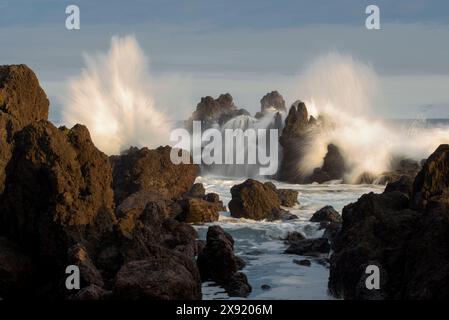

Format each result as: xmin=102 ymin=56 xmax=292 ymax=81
xmin=186 ymin=93 xmax=250 ymax=129
xmin=0 ymin=122 xmax=116 ymax=276
xmin=310 ymin=206 xmax=341 ymax=224
xmin=412 ymin=144 xmax=449 ymax=210
xmin=329 ymin=144 xmax=449 ymax=299
xmin=229 ymin=179 xmax=296 ymax=221
xmin=197 ymin=226 xmax=251 ymax=297
xmin=113 ymin=246 xmax=201 ymax=300
xmin=0 ymin=65 xmax=49 ymax=194
xmin=255 ymin=91 xmax=286 ymax=118
xmin=0 ymin=65 xmax=203 ymax=300
xmin=307 ymin=144 xmax=346 ymax=183
xmin=278 ymin=101 xmax=318 ymax=183
xmin=374 ymin=158 xmax=421 ymax=185
xmin=110 ymin=146 xmax=199 ymax=203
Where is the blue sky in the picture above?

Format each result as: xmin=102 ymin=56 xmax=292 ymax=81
xmin=1 ymin=0 xmax=449 ymax=120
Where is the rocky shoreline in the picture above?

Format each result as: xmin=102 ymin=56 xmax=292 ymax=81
xmin=1 ymin=64 xmax=448 ymax=300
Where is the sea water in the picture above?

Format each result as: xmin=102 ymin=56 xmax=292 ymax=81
xmin=194 ymin=175 xmax=384 ymax=300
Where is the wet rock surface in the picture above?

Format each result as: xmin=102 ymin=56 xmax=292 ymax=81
xmin=329 ymin=144 xmax=449 ymax=299
xmin=197 ymin=226 xmax=251 ymax=297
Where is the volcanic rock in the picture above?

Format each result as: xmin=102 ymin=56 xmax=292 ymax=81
xmin=176 ymin=198 xmax=220 ymax=224
xmin=113 ymin=246 xmax=202 ymax=300
xmin=255 ymin=91 xmax=286 ymax=118
xmin=110 ymin=146 xmax=199 ymax=204
xmin=229 ymin=179 xmax=281 ymax=220
xmin=0 ymin=65 xmax=49 ymax=194
xmin=197 ymin=226 xmax=251 ymax=297
xmin=412 ymin=144 xmax=449 ymax=211
xmin=307 ymin=144 xmax=346 ymax=183
xmin=328 ymin=146 xmax=449 ymax=301
xmin=284 ymin=238 xmax=330 ymax=256
xmin=310 ymin=206 xmax=341 ymax=224
xmin=276 ymin=189 xmax=299 ymax=207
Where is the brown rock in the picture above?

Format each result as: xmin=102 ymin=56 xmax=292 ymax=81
xmin=113 ymin=246 xmax=201 ymax=300
xmin=0 ymin=121 xmax=116 ymax=261
xmin=229 ymin=179 xmax=282 ymax=220
xmin=412 ymin=144 xmax=449 ymax=210
xmin=110 ymin=146 xmax=199 ymax=204
xmin=0 ymin=65 xmax=49 ymax=194
xmin=197 ymin=226 xmax=251 ymax=297
xmin=277 ymin=189 xmax=299 ymax=207
xmin=177 ymin=198 xmax=220 ymax=224
xmin=258 ymin=91 xmax=286 ymax=117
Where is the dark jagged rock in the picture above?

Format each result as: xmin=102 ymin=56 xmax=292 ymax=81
xmin=224 ymin=272 xmax=252 ymax=297
xmin=310 ymin=206 xmax=342 ymax=224
xmin=0 ymin=65 xmax=204 ymax=300
xmin=412 ymin=144 xmax=449 ymax=211
xmin=110 ymin=146 xmax=199 ymax=204
xmin=197 ymin=226 xmax=251 ymax=297
xmin=0 ymin=65 xmax=49 ymax=194
xmin=255 ymin=91 xmax=286 ymax=118
xmin=0 ymin=122 xmax=116 ymax=287
xmin=329 ymin=146 xmax=449 ymax=299
xmin=186 ymin=93 xmax=249 ymax=129
xmin=284 ymin=238 xmax=330 ymax=256
xmin=384 ymin=175 xmax=414 ymax=196
xmin=113 ymin=246 xmax=202 ymax=300
xmin=278 ymin=101 xmax=318 ymax=183
xmin=308 ymin=144 xmax=346 ymax=183
xmin=376 ymin=158 xmax=422 ymax=185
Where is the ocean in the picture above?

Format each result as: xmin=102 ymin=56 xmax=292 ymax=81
xmin=194 ymin=176 xmax=384 ymax=300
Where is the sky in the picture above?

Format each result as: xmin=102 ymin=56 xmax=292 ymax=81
xmin=1 ymin=0 xmax=449 ymax=121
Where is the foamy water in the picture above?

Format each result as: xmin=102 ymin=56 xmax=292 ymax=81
xmin=195 ymin=175 xmax=384 ymax=300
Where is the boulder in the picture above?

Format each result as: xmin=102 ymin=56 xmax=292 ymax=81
xmin=284 ymin=238 xmax=330 ymax=256
xmin=113 ymin=246 xmax=202 ymax=300
xmin=197 ymin=226 xmax=251 ymax=297
xmin=229 ymin=179 xmax=282 ymax=220
xmin=310 ymin=206 xmax=342 ymax=223
xmin=110 ymin=146 xmax=199 ymax=203
xmin=176 ymin=198 xmax=220 ymax=224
